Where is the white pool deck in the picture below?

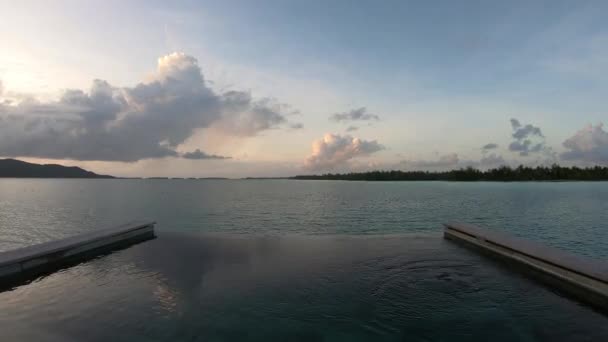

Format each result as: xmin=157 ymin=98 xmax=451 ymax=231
xmin=0 ymin=221 xmax=155 ymax=280
xmin=444 ymin=222 xmax=608 ymax=312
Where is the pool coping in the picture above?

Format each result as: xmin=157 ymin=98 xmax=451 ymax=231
xmin=444 ymin=222 xmax=608 ymax=313
xmin=0 ymin=221 xmax=156 ymax=281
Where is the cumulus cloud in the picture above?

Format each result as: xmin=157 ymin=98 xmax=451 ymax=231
xmin=482 ymin=143 xmax=498 ymax=150
xmin=404 ymin=153 xmax=460 ymax=168
xmin=510 ymin=118 xmax=522 ymax=130
xmin=212 ymin=91 xmax=297 ymax=136
xmin=508 ymin=118 xmax=546 ymax=156
xmin=0 ymin=53 xmax=299 ymax=161
xmin=346 ymin=125 xmax=358 ymax=132
xmin=304 ymin=133 xmax=384 ymax=170
xmin=561 ymin=123 xmax=608 ymax=164
xmin=330 ymin=107 xmax=380 ymax=122
xmin=509 ymin=140 xmax=544 ymax=155
xmin=181 ymin=149 xmax=230 ymax=160
xmin=511 ymin=119 xmax=543 ymax=140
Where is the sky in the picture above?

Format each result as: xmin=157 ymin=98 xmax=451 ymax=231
xmin=1 ymin=0 xmax=607 ymax=177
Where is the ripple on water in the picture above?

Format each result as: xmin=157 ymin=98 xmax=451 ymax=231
xmin=2 ymin=233 xmax=606 ymax=341
xmin=2 ymin=180 xmax=608 ymax=258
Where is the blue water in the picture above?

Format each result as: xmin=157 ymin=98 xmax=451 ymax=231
xmin=1 ymin=179 xmax=608 ymax=341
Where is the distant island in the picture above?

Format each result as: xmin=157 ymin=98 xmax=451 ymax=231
xmin=0 ymin=159 xmax=114 ymax=178
xmin=293 ymin=165 xmax=608 ymax=181
xmin=3 ymin=158 xmax=608 ymax=181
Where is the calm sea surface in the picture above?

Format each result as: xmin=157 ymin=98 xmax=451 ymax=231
xmin=1 ymin=179 xmax=607 ymax=341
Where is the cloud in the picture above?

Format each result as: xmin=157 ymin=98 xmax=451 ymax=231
xmin=512 ymin=124 xmax=543 ymax=140
xmin=330 ymin=107 xmax=380 ymax=122
xmin=404 ymin=153 xmax=460 ymax=168
xmin=480 ymin=153 xmax=506 ymax=167
xmin=289 ymin=122 xmax=304 ymax=129
xmin=0 ymin=53 xmax=299 ymax=162
xmin=212 ymin=91 xmax=297 ymax=136
xmin=508 ymin=118 xmax=546 ymax=156
xmin=399 ymin=152 xmax=507 ymax=171
xmin=181 ymin=149 xmax=230 ymax=160
xmin=346 ymin=125 xmax=358 ymax=132
xmin=0 ymin=80 xmax=3 ymax=96
xmin=304 ymin=133 xmax=384 ymax=170
xmin=508 ymin=140 xmax=544 ymax=156
xmin=561 ymin=123 xmax=608 ymax=164
xmin=510 ymin=118 xmax=522 ymax=130
xmin=482 ymin=143 xmax=498 ymax=150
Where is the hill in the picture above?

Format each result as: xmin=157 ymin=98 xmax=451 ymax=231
xmin=0 ymin=159 xmax=114 ymax=178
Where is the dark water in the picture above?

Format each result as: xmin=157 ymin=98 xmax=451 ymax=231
xmin=1 ymin=234 xmax=607 ymax=341
xmin=1 ymin=179 xmax=608 ymax=341
xmin=1 ymin=179 xmax=608 ymax=257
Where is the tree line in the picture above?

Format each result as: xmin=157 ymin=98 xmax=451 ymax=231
xmin=292 ymin=165 xmax=608 ymax=181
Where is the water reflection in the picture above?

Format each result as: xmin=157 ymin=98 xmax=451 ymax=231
xmin=0 ymin=233 xmax=607 ymax=341
xmin=153 ymin=283 xmax=179 ymax=314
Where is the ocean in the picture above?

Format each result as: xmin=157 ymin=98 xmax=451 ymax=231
xmin=1 ymin=179 xmax=607 ymax=341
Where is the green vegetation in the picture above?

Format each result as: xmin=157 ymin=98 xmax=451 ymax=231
xmin=293 ymin=165 xmax=608 ymax=181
